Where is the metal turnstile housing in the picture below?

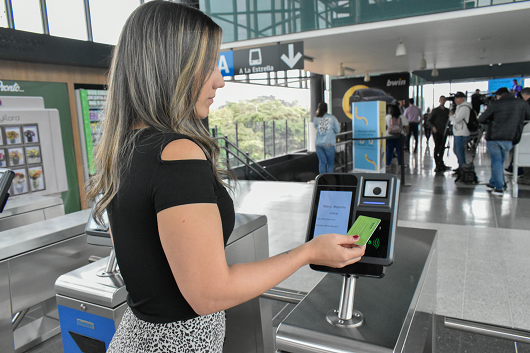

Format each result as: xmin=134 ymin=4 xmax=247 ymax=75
xmin=276 ymin=226 xmax=437 ymax=353
xmin=55 ymin=213 xmax=273 ymax=353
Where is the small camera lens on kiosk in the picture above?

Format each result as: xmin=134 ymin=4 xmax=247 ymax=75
xmin=364 ymin=181 xmax=387 ymax=198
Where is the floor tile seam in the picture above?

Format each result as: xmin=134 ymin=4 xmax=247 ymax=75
xmin=398 ymin=220 xmax=485 ymax=235
xmin=462 ymin=226 xmax=470 ymax=319
xmin=502 ymin=257 xmax=517 ymax=328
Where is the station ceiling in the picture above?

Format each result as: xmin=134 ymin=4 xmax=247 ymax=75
xmin=222 ymin=2 xmax=530 ymax=83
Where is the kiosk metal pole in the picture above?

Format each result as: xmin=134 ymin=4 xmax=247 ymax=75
xmin=326 ymin=274 xmax=364 ymax=328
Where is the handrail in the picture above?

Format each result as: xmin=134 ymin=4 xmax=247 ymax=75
xmin=224 ymin=148 xmax=271 ymax=181
xmin=215 ymin=136 xmax=279 ymax=181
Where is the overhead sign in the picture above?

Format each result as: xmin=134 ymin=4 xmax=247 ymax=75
xmin=218 ymin=42 xmax=304 ymax=77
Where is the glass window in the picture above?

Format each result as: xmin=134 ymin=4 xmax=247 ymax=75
xmin=90 ymin=0 xmax=140 ymax=45
xmin=217 ymin=15 xmax=234 ymax=42
xmin=237 ymin=14 xmax=247 ymax=40
xmin=47 ymin=0 xmax=87 ymax=40
xmin=258 ymin=13 xmax=272 ymax=36
xmin=236 ymin=0 xmax=246 ymax=12
xmin=257 ymin=2 xmax=271 ymax=11
xmin=210 ymin=1 xmax=232 ymax=13
xmin=0 ymin=1 xmax=8 ymax=28
xmin=11 ymin=0 xmax=43 ymax=33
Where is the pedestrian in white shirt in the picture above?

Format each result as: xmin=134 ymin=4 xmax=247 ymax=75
xmin=403 ymin=98 xmax=422 ymax=152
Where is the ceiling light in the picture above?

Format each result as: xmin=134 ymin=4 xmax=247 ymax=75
xmin=338 ymin=63 xmax=345 ymax=77
xmin=364 ymin=72 xmax=370 ymax=82
xmin=419 ymin=55 xmax=426 ymax=70
xmin=396 ymin=39 xmax=406 ymax=56
xmin=431 ymin=67 xmax=439 ymax=77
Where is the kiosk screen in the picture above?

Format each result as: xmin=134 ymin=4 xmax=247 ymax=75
xmin=312 ymin=187 xmax=356 ymax=238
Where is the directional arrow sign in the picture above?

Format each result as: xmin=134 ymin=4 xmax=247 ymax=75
xmin=278 ymin=42 xmax=304 ymax=71
xmin=281 ymin=44 xmax=302 ymax=69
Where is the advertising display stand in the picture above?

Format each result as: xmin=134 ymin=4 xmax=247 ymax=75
xmin=351 ymin=101 xmax=386 ymax=173
xmin=0 ymin=96 xmax=68 ymax=229
xmin=75 ymin=89 xmax=107 ymax=183
xmin=0 ymin=96 xmax=68 ymax=198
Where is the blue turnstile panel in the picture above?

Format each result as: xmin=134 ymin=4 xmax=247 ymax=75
xmin=58 ymin=305 xmax=116 ymax=353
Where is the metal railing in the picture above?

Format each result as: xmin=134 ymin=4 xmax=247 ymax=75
xmin=211 ymin=118 xmax=308 ymax=163
xmin=215 ymin=135 xmax=278 ymax=181
xmin=335 ymin=131 xmax=407 ymax=186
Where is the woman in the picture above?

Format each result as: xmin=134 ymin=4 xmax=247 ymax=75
xmin=313 ymin=102 xmax=340 ymax=174
xmin=86 ymin=2 xmax=365 ymax=352
xmin=385 ymin=104 xmax=409 ymax=168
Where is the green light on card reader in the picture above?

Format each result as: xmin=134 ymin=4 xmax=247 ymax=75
xmin=368 ymin=238 xmax=380 ymax=249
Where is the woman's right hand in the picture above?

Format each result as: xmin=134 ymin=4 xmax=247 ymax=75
xmin=303 ymin=233 xmax=366 ymax=268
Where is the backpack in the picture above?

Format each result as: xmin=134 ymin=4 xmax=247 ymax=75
xmin=463 ymin=106 xmax=479 ymax=133
xmin=388 ymin=116 xmax=402 ymax=135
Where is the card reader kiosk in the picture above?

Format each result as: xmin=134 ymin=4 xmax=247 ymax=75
xmin=305 ymin=173 xmax=399 ymax=327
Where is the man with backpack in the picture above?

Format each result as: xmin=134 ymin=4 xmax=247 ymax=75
xmin=449 ymin=92 xmax=474 ymax=180
xmin=478 ymin=87 xmax=530 ymax=195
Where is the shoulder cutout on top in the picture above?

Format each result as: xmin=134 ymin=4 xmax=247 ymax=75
xmin=161 ymin=138 xmax=207 ymax=161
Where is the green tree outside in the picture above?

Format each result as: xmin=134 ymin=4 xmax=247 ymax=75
xmin=209 ymin=96 xmax=309 ymax=162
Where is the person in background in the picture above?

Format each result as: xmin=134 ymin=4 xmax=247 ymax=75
xmin=427 ymin=96 xmax=451 ymax=173
xmin=404 ymin=97 xmax=422 ymax=153
xmin=385 ymin=104 xmax=409 ymax=169
xmin=398 ymin=100 xmax=405 ymax=114
xmin=314 ymin=102 xmax=341 ymax=174
xmin=86 ymin=3 xmax=366 ymax=352
xmin=512 ymin=79 xmax=523 ymax=98
xmin=471 ymin=89 xmax=482 ymax=115
xmin=478 ymin=87 xmax=530 ymax=195
xmin=423 ymin=107 xmax=432 ymax=148
xmin=449 ymin=92 xmax=472 ymax=181
xmin=518 ymin=87 xmax=530 ymax=185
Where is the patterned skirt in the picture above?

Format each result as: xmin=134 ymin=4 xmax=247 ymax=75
xmin=107 ymin=307 xmax=226 ymax=353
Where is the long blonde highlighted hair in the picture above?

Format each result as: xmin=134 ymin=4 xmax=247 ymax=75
xmin=86 ymin=1 xmax=229 ymax=225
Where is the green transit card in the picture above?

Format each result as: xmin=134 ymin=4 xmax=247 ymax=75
xmin=347 ymin=215 xmax=381 ymax=246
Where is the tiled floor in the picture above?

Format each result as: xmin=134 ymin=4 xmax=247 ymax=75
xmin=23 ymin=135 xmax=530 ymax=352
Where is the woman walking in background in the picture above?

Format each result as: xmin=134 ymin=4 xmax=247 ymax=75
xmin=314 ymin=102 xmax=340 ymax=174
xmin=385 ymin=104 xmax=410 ymax=168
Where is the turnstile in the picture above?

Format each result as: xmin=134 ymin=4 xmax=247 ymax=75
xmin=55 ymin=213 xmax=273 ymax=353
xmin=276 ymin=226 xmax=437 ymax=353
xmin=0 ymin=209 xmax=110 ymax=353
xmin=0 ymin=195 xmax=65 ymax=231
